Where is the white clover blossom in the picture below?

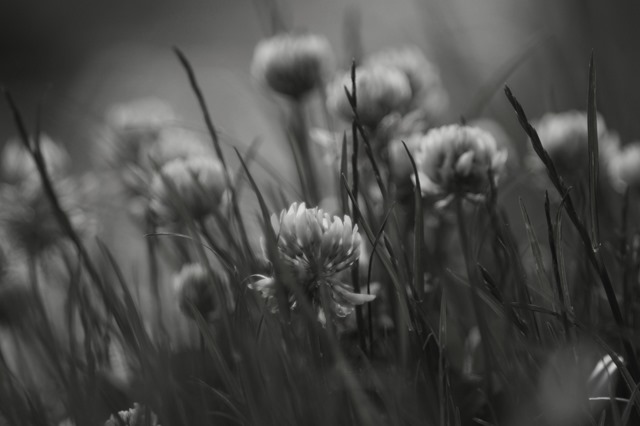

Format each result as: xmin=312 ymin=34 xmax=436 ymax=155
xmin=0 ymin=178 xmax=96 ymax=256
xmin=414 ymin=125 xmax=507 ymax=201
xmin=1 ymin=135 xmax=70 ymax=184
xmin=606 ymin=142 xmax=640 ymax=192
xmin=327 ymin=65 xmax=412 ymax=128
xmin=149 ymin=156 xmax=226 ymax=223
xmin=249 ymin=202 xmax=375 ymax=320
xmin=173 ymin=263 xmax=218 ymax=320
xmin=104 ymin=403 xmax=160 ymax=426
xmin=139 ymin=127 xmax=214 ymax=168
xmin=102 ymin=98 xmax=176 ymax=167
xmin=529 ymin=111 xmax=616 ymax=177
xmin=364 ymin=46 xmax=449 ymax=115
xmin=252 ymin=32 xmax=334 ymax=99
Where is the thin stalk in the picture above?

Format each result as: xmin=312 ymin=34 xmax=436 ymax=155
xmin=454 ymin=197 xmax=497 ymax=421
xmin=291 ymin=101 xmax=321 ymax=205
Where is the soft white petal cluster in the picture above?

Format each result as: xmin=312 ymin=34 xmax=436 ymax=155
xmin=104 ymin=403 xmax=160 ymax=426
xmin=414 ymin=124 xmax=507 ymax=199
xmin=529 ymin=110 xmax=615 ymax=176
xmin=606 ymin=142 xmax=640 ymax=192
xmin=103 ymin=98 xmax=176 ymax=167
xmin=250 ymin=202 xmax=375 ymax=320
xmin=149 ymin=156 xmax=226 ymax=223
xmin=327 ymin=65 xmax=412 ymax=128
xmin=364 ymin=46 xmax=448 ymax=115
xmin=1 ymin=135 xmax=70 ymax=184
xmin=252 ymin=32 xmax=334 ymax=99
xmin=273 ymin=202 xmax=361 ymax=278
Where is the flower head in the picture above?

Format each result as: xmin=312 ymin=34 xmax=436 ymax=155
xmin=0 ymin=178 xmax=96 ymax=256
xmin=529 ymin=111 xmax=615 ymax=177
xmin=414 ymin=124 xmax=507 ymax=200
xmin=1 ymin=135 xmax=70 ymax=184
xmin=149 ymin=156 xmax=226 ymax=223
xmin=104 ymin=403 xmax=160 ymax=426
xmin=606 ymin=142 xmax=640 ymax=192
xmin=139 ymin=127 xmax=214 ymax=168
xmin=364 ymin=46 xmax=448 ymax=115
xmin=173 ymin=263 xmax=217 ymax=320
xmin=252 ymin=32 xmax=334 ymax=99
xmin=250 ymin=202 xmax=375 ymax=321
xmin=327 ymin=65 xmax=412 ymax=128
xmin=102 ymin=98 xmax=176 ymax=167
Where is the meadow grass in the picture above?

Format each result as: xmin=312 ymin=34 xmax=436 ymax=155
xmin=0 ymin=35 xmax=638 ymax=426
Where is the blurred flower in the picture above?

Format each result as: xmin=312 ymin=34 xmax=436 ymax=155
xmin=139 ymin=127 xmax=213 ymax=168
xmin=173 ymin=263 xmax=217 ymax=320
xmin=104 ymin=403 xmax=160 ymax=426
xmin=364 ymin=46 xmax=449 ymax=117
xmin=250 ymin=202 xmax=375 ymax=321
xmin=327 ymin=65 xmax=412 ymax=128
xmin=413 ymin=125 xmax=507 ymax=202
xmin=529 ymin=111 xmax=617 ymax=177
xmin=149 ymin=156 xmax=227 ymax=223
xmin=468 ymin=118 xmax=517 ymax=168
xmin=102 ymin=98 xmax=176 ymax=167
xmin=0 ymin=178 xmax=96 ymax=256
xmin=605 ymin=142 xmax=640 ymax=192
xmin=1 ymin=135 xmax=70 ymax=184
xmin=252 ymin=32 xmax=334 ymax=99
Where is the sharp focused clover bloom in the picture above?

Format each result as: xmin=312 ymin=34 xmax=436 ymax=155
xmin=414 ymin=125 xmax=507 ymax=200
xmin=364 ymin=46 xmax=449 ymax=115
xmin=174 ymin=263 xmax=217 ymax=320
xmin=252 ymin=32 xmax=334 ymax=99
xmin=149 ymin=156 xmax=226 ymax=223
xmin=1 ymin=135 xmax=70 ymax=184
xmin=327 ymin=65 xmax=412 ymax=128
xmin=250 ymin=202 xmax=375 ymax=320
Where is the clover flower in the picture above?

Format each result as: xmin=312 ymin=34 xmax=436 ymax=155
xmin=413 ymin=125 xmax=507 ymax=202
xmin=139 ymin=127 xmax=214 ymax=168
xmin=327 ymin=65 xmax=412 ymax=128
xmin=249 ymin=202 xmax=375 ymax=321
xmin=104 ymin=403 xmax=160 ymax=426
xmin=0 ymin=178 xmax=96 ymax=256
xmin=149 ymin=156 xmax=226 ymax=224
xmin=364 ymin=46 xmax=449 ymax=115
xmin=173 ymin=263 xmax=217 ymax=320
xmin=529 ymin=111 xmax=616 ymax=177
xmin=1 ymin=135 xmax=70 ymax=184
xmin=103 ymin=98 xmax=176 ymax=167
xmin=252 ymin=32 xmax=334 ymax=99
xmin=603 ymin=142 xmax=640 ymax=192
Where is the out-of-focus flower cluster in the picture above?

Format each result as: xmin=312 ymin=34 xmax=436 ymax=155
xmin=104 ymin=403 xmax=160 ymax=426
xmin=100 ymin=98 xmax=228 ymax=225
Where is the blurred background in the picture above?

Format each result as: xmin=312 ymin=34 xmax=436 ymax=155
xmin=2 ymin=0 xmax=640 ymax=172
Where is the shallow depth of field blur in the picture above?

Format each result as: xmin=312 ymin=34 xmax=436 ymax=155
xmin=2 ymin=1 xmax=640 ymax=425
